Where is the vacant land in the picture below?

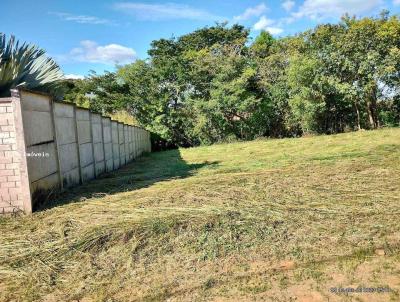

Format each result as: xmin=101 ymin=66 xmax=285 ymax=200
xmin=1 ymin=128 xmax=400 ymax=301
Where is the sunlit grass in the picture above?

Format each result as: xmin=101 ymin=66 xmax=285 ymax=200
xmin=1 ymin=128 xmax=399 ymax=301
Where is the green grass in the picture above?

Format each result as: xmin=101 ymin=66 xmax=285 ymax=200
xmin=1 ymin=128 xmax=400 ymax=301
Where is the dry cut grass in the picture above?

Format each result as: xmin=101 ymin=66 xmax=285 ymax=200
xmin=1 ymin=128 xmax=400 ymax=301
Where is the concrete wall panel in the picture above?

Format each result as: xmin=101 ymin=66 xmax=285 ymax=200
xmin=55 ymin=117 xmax=76 ymax=145
xmin=94 ymin=143 xmax=105 ymax=162
xmin=118 ymin=123 xmax=125 ymax=166
xmin=102 ymin=118 xmax=112 ymax=143
xmin=79 ymin=142 xmax=94 ymax=168
xmin=104 ymin=143 xmax=112 ymax=162
xmin=91 ymin=114 xmax=103 ymax=143
xmin=77 ymin=120 xmax=91 ymax=144
xmin=54 ymin=103 xmax=74 ymax=118
xmin=105 ymin=158 xmax=113 ymax=172
xmin=20 ymin=91 xmax=51 ymax=112
xmin=94 ymin=142 xmax=105 ymax=176
xmin=95 ymin=161 xmax=105 ymax=176
xmin=92 ymin=124 xmax=102 ymax=143
xmin=26 ymin=142 xmax=58 ymax=183
xmin=91 ymin=113 xmax=101 ymax=123
xmin=62 ymin=168 xmax=80 ymax=188
xmin=91 ymin=113 xmax=105 ymax=176
xmin=58 ymin=143 xmax=79 ymax=173
xmin=76 ymin=109 xmax=90 ymax=121
xmin=102 ymin=118 xmax=113 ymax=172
xmin=81 ymin=164 xmax=95 ymax=182
xmin=111 ymin=121 xmax=120 ymax=169
xmin=133 ymin=127 xmax=138 ymax=158
xmin=129 ymin=127 xmax=133 ymax=160
xmin=53 ymin=103 xmax=80 ymax=187
xmin=22 ymin=111 xmax=53 ymax=146
xmin=30 ymin=173 xmax=59 ymax=194
xmin=137 ymin=128 xmax=141 ymax=156
xmin=124 ymin=125 xmax=129 ymax=163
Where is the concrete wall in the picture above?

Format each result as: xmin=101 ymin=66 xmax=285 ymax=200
xmin=0 ymin=89 xmax=151 ymax=214
xmin=102 ymin=117 xmax=113 ymax=172
xmin=111 ymin=121 xmax=120 ymax=169
xmin=129 ymin=126 xmax=134 ymax=161
xmin=118 ymin=123 xmax=125 ymax=166
xmin=54 ymin=102 xmax=80 ymax=188
xmin=20 ymin=91 xmax=60 ymax=197
xmin=134 ymin=126 xmax=139 ymax=158
xmin=91 ymin=113 xmax=105 ymax=177
xmin=124 ymin=124 xmax=129 ymax=164
xmin=76 ymin=108 xmax=95 ymax=183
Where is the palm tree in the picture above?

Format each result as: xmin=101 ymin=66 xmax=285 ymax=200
xmin=0 ymin=33 xmax=64 ymax=97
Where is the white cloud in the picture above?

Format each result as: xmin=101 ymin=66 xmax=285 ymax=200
xmin=113 ymin=2 xmax=223 ymax=21
xmin=70 ymin=41 xmax=136 ymax=65
xmin=233 ymin=3 xmax=268 ymax=21
xmin=253 ymin=16 xmax=283 ymax=35
xmin=282 ymin=1 xmax=295 ymax=12
xmin=65 ymin=74 xmax=85 ymax=80
xmin=394 ymin=0 xmax=400 ymax=5
xmin=254 ymin=16 xmax=275 ymax=30
xmin=264 ymin=27 xmax=284 ymax=35
xmin=292 ymin=0 xmax=383 ymax=20
xmin=49 ymin=12 xmax=114 ymax=25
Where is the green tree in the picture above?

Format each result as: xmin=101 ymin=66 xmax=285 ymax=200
xmin=80 ymin=71 xmax=128 ymax=114
xmin=62 ymin=78 xmax=90 ymax=108
xmin=187 ymin=44 xmax=263 ymax=144
xmin=256 ymin=37 xmax=303 ymax=137
xmin=251 ymin=30 xmax=274 ymax=58
xmin=120 ymin=23 xmax=251 ymax=145
xmin=70 ymin=13 xmax=400 ymax=146
xmin=287 ymin=13 xmax=400 ymax=132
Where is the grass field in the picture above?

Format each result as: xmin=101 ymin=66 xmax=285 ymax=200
xmin=1 ymin=128 xmax=400 ymax=301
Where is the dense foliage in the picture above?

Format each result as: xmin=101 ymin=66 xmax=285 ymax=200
xmin=0 ymin=33 xmax=64 ymax=97
xmin=64 ymin=13 xmax=400 ymax=147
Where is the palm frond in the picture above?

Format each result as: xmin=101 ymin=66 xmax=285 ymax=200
xmin=0 ymin=33 xmax=64 ymax=97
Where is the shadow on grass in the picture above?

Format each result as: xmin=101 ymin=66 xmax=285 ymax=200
xmin=35 ymin=149 xmax=219 ymax=212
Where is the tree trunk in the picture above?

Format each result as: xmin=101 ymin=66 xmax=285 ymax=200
xmin=354 ymin=101 xmax=361 ymax=130
xmin=367 ymin=81 xmax=379 ymax=129
xmin=371 ymin=98 xmax=379 ymax=129
xmin=366 ymin=101 xmax=375 ymax=129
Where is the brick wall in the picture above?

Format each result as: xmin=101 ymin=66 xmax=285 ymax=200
xmin=0 ymin=99 xmax=24 ymax=214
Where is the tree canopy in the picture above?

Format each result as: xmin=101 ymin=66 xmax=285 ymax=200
xmin=63 ymin=14 xmax=400 ymax=147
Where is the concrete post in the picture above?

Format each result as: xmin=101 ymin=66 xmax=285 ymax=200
xmin=73 ymin=106 xmax=83 ymax=184
xmin=50 ymin=98 xmax=63 ymax=191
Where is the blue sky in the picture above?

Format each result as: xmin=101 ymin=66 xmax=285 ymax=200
xmin=2 ymin=0 xmax=400 ymax=78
